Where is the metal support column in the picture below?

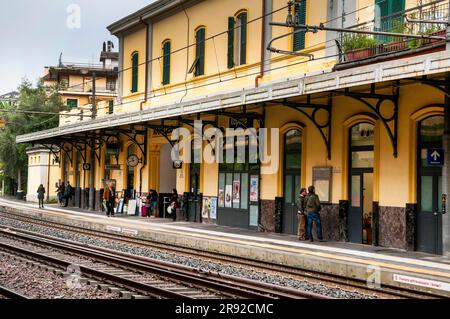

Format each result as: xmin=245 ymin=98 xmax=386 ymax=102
xmin=443 ymin=73 xmax=450 ymax=255
xmin=89 ymin=140 xmax=95 ymax=211
xmin=442 ymin=4 xmax=450 ymax=255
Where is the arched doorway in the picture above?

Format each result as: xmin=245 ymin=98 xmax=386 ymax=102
xmin=282 ymin=129 xmax=302 ymax=235
xmin=348 ymin=123 xmax=375 ymax=244
xmin=417 ymin=115 xmax=443 ymax=254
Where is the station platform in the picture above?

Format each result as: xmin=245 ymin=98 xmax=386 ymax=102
xmin=1 ymin=197 xmax=450 ymax=297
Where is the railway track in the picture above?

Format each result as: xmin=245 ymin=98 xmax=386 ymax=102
xmin=0 ymin=285 xmax=29 ymax=300
xmin=0 ymin=226 xmax=327 ymax=299
xmin=0 ymin=208 xmax=443 ymax=299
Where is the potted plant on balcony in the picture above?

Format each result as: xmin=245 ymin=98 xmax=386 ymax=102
xmin=342 ymin=34 xmax=379 ymax=62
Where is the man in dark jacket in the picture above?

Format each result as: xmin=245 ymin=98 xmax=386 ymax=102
xmin=37 ymin=184 xmax=46 ymax=209
xmin=305 ymin=185 xmax=324 ymax=242
xmin=64 ymin=181 xmax=73 ymax=207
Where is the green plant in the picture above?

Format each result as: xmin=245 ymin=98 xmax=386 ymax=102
xmin=342 ymin=34 xmax=378 ymax=52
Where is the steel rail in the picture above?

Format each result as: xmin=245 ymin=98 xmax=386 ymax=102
xmin=0 ymin=208 xmax=441 ymax=299
xmin=0 ymin=227 xmax=324 ymax=299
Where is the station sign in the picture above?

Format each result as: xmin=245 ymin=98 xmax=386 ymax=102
xmin=427 ymin=149 xmax=444 ymax=166
xmin=105 ymin=164 xmax=121 ymax=170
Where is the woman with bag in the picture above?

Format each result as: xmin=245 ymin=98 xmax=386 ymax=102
xmin=170 ymin=189 xmax=179 ymax=221
xmin=296 ymin=188 xmax=307 ymax=241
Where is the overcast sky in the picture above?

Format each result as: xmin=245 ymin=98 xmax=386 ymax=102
xmin=0 ymin=0 xmax=154 ymax=94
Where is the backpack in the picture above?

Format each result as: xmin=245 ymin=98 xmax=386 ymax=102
xmin=306 ymin=194 xmax=321 ymax=213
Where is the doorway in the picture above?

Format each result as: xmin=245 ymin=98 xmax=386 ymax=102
xmin=417 ymin=116 xmax=443 ymax=254
xmin=282 ymin=129 xmax=302 ymax=235
xmin=348 ymin=123 xmax=375 ymax=244
xmin=126 ymin=145 xmax=135 ymax=199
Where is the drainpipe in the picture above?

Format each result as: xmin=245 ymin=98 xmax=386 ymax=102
xmin=256 ymin=0 xmax=272 ymax=88
xmin=139 ymin=129 xmax=148 ymax=196
xmin=140 ymin=17 xmax=151 ymax=111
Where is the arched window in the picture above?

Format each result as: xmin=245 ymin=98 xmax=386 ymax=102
xmin=131 ymin=52 xmax=139 ymax=93
xmin=194 ymin=27 xmax=206 ymax=76
xmin=227 ymin=10 xmax=248 ymax=68
xmin=162 ymin=40 xmax=171 ymax=85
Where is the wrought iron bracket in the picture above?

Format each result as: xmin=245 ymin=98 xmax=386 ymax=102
xmin=114 ymin=128 xmax=147 ymax=161
xmin=414 ymin=76 xmax=450 ymax=98
xmin=61 ymin=143 xmax=74 ymax=165
xmin=337 ymin=84 xmax=399 ymax=157
xmin=275 ymin=95 xmax=333 ymax=159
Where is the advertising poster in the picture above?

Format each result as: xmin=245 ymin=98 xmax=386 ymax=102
xmin=210 ymin=197 xmax=217 ymax=220
xmin=225 ymin=185 xmax=232 ymax=208
xmin=232 ymin=180 xmax=240 ymax=203
xmin=202 ymin=197 xmax=211 ymax=218
xmin=250 ymin=176 xmax=259 ymax=202
xmin=218 ymin=189 xmax=224 ymax=207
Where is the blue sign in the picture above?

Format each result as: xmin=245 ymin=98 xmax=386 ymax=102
xmin=427 ymin=149 xmax=444 ymax=166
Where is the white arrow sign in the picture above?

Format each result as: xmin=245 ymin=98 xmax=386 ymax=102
xmin=431 ymin=151 xmax=441 ymax=161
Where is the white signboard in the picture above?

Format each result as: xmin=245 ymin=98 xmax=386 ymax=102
xmin=128 ymin=200 xmax=137 ymax=216
xmin=393 ymin=274 xmax=450 ymax=292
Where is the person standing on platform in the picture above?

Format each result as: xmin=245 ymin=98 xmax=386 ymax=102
xmin=145 ymin=190 xmax=152 ymax=219
xmin=305 ymin=185 xmax=324 ymax=242
xmin=103 ymin=182 xmax=116 ymax=217
xmin=37 ymin=184 xmax=46 ymax=209
xmin=296 ymin=188 xmax=307 ymax=241
xmin=170 ymin=189 xmax=179 ymax=221
xmin=151 ymin=189 xmax=158 ymax=218
xmin=56 ymin=182 xmax=65 ymax=207
xmin=64 ymin=181 xmax=73 ymax=207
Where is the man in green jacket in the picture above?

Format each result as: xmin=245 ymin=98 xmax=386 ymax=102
xmin=305 ymin=185 xmax=323 ymax=242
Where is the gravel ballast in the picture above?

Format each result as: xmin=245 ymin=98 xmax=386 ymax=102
xmin=0 ymin=215 xmax=377 ymax=299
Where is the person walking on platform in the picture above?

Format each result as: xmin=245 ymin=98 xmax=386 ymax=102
xmin=305 ymin=185 xmax=324 ymax=242
xmin=151 ymin=189 xmax=158 ymax=218
xmin=37 ymin=184 xmax=46 ymax=209
xmin=56 ymin=182 xmax=65 ymax=207
xmin=64 ymin=181 xmax=73 ymax=207
xmin=103 ymin=182 xmax=116 ymax=217
xmin=170 ymin=189 xmax=179 ymax=221
xmin=296 ymin=188 xmax=307 ymax=241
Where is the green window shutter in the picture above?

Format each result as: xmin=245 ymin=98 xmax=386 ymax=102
xmin=239 ymin=12 xmax=247 ymax=65
xmin=66 ymin=99 xmax=78 ymax=111
xmin=195 ymin=28 xmax=205 ymax=76
xmin=108 ymin=100 xmax=114 ymax=114
xmin=227 ymin=17 xmax=235 ymax=69
xmin=162 ymin=42 xmax=171 ymax=85
xmin=131 ymin=53 xmax=139 ymax=93
xmin=293 ymin=0 xmax=307 ymax=51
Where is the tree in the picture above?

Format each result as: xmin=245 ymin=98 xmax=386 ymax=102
xmin=0 ymin=79 xmax=62 ymax=196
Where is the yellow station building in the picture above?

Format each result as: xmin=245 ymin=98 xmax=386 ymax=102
xmin=17 ymin=0 xmax=450 ymax=255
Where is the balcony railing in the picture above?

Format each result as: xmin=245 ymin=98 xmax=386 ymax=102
xmin=338 ymin=0 xmax=449 ymax=64
xmin=59 ymin=83 xmax=117 ymax=95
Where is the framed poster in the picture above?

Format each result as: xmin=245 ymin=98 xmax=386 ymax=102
xmin=225 ymin=185 xmax=232 ymax=208
xmin=218 ymin=189 xmax=224 ymax=207
xmin=116 ymin=198 xmax=124 ymax=214
xmin=250 ymin=176 xmax=259 ymax=202
xmin=232 ymin=180 xmax=240 ymax=203
xmin=202 ymin=197 xmax=211 ymax=218
xmin=313 ymin=167 xmax=332 ymax=203
xmin=210 ymin=197 xmax=217 ymax=219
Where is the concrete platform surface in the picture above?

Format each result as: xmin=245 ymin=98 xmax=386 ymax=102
xmin=1 ymin=198 xmax=450 ymax=297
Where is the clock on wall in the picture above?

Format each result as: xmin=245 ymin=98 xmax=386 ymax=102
xmin=127 ymin=154 xmax=139 ymax=167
